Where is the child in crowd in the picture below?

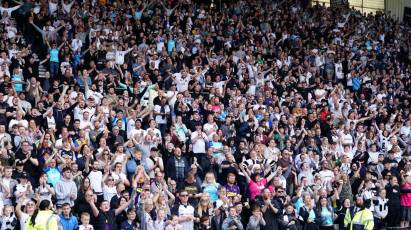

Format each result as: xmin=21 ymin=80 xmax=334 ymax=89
xmin=78 ymin=212 xmax=94 ymax=230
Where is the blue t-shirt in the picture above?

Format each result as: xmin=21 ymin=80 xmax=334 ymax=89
xmin=45 ymin=167 xmax=61 ymax=187
xmin=134 ymin=11 xmax=143 ymax=20
xmin=50 ymin=48 xmax=59 ymax=63
xmin=320 ymin=207 xmax=333 ymax=225
xmin=167 ymin=39 xmax=175 ymax=53
xmin=209 ymin=141 xmax=223 ymax=158
xmin=12 ymin=74 xmax=23 ymax=92
xmin=202 ymin=183 xmax=220 ymax=202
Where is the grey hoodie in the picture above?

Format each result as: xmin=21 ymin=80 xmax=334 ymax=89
xmin=55 ymin=177 xmax=77 ymax=206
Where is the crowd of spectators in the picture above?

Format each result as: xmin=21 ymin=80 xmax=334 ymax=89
xmin=0 ymin=0 xmax=410 ymax=229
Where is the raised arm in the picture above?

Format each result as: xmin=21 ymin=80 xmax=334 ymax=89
xmin=239 ymin=163 xmax=251 ymax=183
xmin=6 ymin=4 xmax=22 ymax=13
xmin=40 ymin=55 xmax=50 ymax=65
xmin=85 ymin=193 xmax=100 ymax=217
xmin=115 ymin=195 xmax=133 ymax=215
xmin=58 ymin=85 xmax=70 ymax=102
xmin=30 ymin=21 xmax=45 ymax=36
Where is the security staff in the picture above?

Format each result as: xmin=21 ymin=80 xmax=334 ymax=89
xmin=350 ymin=199 xmax=374 ymax=230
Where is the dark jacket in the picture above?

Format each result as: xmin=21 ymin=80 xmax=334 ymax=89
xmin=278 ymin=212 xmax=300 ymax=230
xmin=166 ymin=155 xmax=190 ymax=181
xmin=298 ymin=206 xmax=320 ymax=230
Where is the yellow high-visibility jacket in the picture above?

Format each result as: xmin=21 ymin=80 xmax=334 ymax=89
xmin=343 ymin=208 xmax=352 ymax=228
xmin=24 ymin=210 xmax=59 ymax=230
xmin=350 ymin=209 xmax=374 ymax=230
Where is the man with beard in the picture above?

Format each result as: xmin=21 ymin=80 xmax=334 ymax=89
xmin=350 ymin=196 xmax=374 ymax=230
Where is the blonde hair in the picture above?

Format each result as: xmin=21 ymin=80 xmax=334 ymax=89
xmin=203 ymin=172 xmax=216 ymax=185
xmin=196 ymin=194 xmax=212 ymax=216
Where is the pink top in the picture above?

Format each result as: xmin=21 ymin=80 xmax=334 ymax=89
xmin=400 ymin=183 xmax=411 ymax=207
xmin=249 ymin=178 xmax=267 ymax=200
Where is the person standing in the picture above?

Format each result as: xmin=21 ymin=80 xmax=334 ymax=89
xmin=222 ymin=206 xmax=244 ymax=230
xmin=191 ymin=123 xmax=208 ymax=155
xmin=349 ymin=199 xmax=374 ymax=230
xmin=166 ymin=148 xmax=190 ymax=190
xmin=171 ymin=190 xmax=196 ymax=230
xmin=55 ymin=167 xmax=77 ymax=208
xmin=25 ymin=200 xmax=59 ymax=230
xmin=88 ymin=161 xmax=104 ymax=202
xmin=86 ymin=194 xmax=132 ymax=230
xmin=59 ymin=203 xmax=79 ymax=230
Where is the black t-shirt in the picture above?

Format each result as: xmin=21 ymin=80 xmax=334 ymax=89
xmin=12 ymin=170 xmax=24 ymax=180
xmin=183 ymin=181 xmax=202 ymax=207
xmin=93 ymin=210 xmax=117 ymax=230
xmin=15 ymin=151 xmax=39 ymax=176
xmin=0 ymin=102 xmax=9 ymax=125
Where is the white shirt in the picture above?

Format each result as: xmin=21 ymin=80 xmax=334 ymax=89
xmin=62 ymin=0 xmax=74 ymax=13
xmin=341 ymin=132 xmax=353 ymax=146
xmin=71 ymin=39 xmax=82 ymax=51
xmin=111 ymin=171 xmax=127 ymax=184
xmin=115 ymin=49 xmax=132 ymax=65
xmin=48 ymin=2 xmax=58 ymax=14
xmin=319 ymin=169 xmax=334 ymax=183
xmin=166 ymin=91 xmax=177 ymax=107
xmin=103 ymin=185 xmax=117 ymax=202
xmin=203 ymin=123 xmax=217 ymax=136
xmin=335 ymin=62 xmax=344 ymax=79
xmin=178 ymin=204 xmax=194 ymax=230
xmin=154 ymin=104 xmax=170 ymax=124
xmin=191 ymin=131 xmax=207 ymax=154
xmin=88 ymin=170 xmax=103 ymax=193
xmin=127 ymin=119 xmax=136 ymax=139
xmin=174 ymin=73 xmax=191 ymax=92
xmin=368 ymin=151 xmax=380 ymax=164
xmin=79 ymin=118 xmax=91 ymax=131
xmin=46 ymin=116 xmax=56 ymax=130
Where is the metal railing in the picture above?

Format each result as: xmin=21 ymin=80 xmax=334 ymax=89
xmin=312 ymin=0 xmax=384 ymax=14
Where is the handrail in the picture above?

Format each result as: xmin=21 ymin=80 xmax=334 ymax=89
xmin=311 ymin=0 xmax=384 ymax=13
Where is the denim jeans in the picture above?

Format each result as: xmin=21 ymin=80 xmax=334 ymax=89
xmin=50 ymin=61 xmax=59 ymax=79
